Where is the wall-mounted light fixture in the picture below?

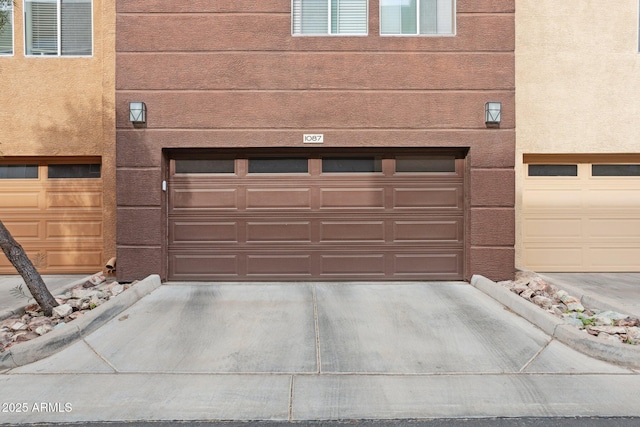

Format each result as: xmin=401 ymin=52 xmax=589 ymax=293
xmin=129 ymin=102 xmax=147 ymax=125
xmin=485 ymin=102 xmax=501 ymax=127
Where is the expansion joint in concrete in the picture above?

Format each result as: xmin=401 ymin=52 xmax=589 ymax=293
xmin=312 ymin=284 xmax=321 ymax=374
xmin=83 ymin=338 xmax=119 ymax=373
xmin=519 ymin=338 xmax=553 ymax=373
xmin=288 ymin=375 xmax=295 ymax=422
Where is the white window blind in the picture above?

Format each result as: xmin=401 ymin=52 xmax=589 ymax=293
xmin=25 ymin=0 xmax=58 ymax=55
xmin=302 ymin=0 xmax=327 ymax=34
xmin=0 ymin=3 xmax=13 ymax=55
xmin=25 ymin=0 xmax=92 ymax=56
xmin=428 ymin=0 xmax=453 ymax=34
xmin=61 ymin=0 xmax=92 ymax=55
xmin=381 ymin=0 xmax=453 ymax=35
xmin=293 ymin=0 xmax=367 ymax=35
xmin=332 ymin=0 xmax=367 ymax=34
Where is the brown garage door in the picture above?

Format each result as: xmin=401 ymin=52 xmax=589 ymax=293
xmin=168 ymin=151 xmax=465 ymax=281
xmin=0 ymin=161 xmax=104 ymax=274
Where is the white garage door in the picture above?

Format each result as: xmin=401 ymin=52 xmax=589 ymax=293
xmin=522 ymin=157 xmax=640 ymax=272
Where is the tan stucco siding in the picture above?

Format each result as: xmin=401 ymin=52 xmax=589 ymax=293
xmin=515 ymin=0 xmax=640 ymax=267
xmin=0 ymin=0 xmax=116 ymax=265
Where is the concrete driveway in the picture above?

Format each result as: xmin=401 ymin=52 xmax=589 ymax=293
xmin=1 ymin=282 xmax=639 ymax=423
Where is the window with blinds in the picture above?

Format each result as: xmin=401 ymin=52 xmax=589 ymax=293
xmin=0 ymin=2 xmax=13 ymax=55
xmin=380 ymin=0 xmax=454 ymax=35
xmin=292 ymin=0 xmax=367 ymax=35
xmin=25 ymin=0 xmax=92 ymax=56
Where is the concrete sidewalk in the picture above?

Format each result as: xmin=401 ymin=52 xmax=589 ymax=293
xmin=538 ymin=273 xmax=640 ymax=319
xmin=0 ymin=281 xmax=639 ymax=424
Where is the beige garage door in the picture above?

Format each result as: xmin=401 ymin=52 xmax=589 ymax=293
xmin=0 ymin=161 xmax=103 ymax=274
xmin=522 ymin=155 xmax=640 ymax=272
xmin=168 ymin=150 xmax=465 ymax=281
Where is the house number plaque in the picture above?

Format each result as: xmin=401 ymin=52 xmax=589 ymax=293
xmin=303 ymin=134 xmax=324 ymax=144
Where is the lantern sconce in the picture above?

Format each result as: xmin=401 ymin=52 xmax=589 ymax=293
xmin=129 ymin=102 xmax=147 ymax=126
xmin=485 ymin=102 xmax=501 ymax=128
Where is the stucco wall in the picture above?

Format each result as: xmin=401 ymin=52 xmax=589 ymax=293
xmin=0 ymin=0 xmax=116 ymax=264
xmin=515 ymin=0 xmax=640 ymax=267
xmin=116 ymin=0 xmax=516 ymax=282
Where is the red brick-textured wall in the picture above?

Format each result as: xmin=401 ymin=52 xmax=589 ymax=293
xmin=116 ymin=0 xmax=515 ymax=282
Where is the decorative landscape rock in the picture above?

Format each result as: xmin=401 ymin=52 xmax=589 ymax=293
xmin=498 ymin=271 xmax=640 ymax=345
xmin=532 ymin=295 xmax=554 ymax=310
xmin=627 ymin=327 xmax=640 ymax=341
xmin=71 ymin=288 xmax=92 ymax=299
xmin=52 ymin=304 xmax=73 ymax=318
xmin=10 ymin=322 xmax=27 ymax=332
xmin=0 ymin=273 xmax=139 ymax=353
xmin=34 ymin=324 xmax=53 ymax=336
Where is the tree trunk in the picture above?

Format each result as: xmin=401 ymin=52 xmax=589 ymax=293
xmin=0 ymin=220 xmax=59 ymax=316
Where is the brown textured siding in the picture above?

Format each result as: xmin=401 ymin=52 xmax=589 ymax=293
xmin=116 ymin=0 xmax=515 ymax=281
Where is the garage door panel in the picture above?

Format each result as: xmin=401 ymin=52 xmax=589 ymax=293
xmin=523 ymin=246 xmax=584 ymax=270
xmin=0 ymin=251 xmax=47 ymax=269
xmin=393 ymin=219 xmax=463 ymax=242
xmin=0 ymin=247 xmax=103 ymax=272
xmin=320 ymin=254 xmax=386 ymax=276
xmin=246 ymin=222 xmax=312 ymax=242
xmin=246 ymin=188 xmax=311 ymax=209
xmin=47 ymin=192 xmax=102 ymax=209
xmin=587 ymin=218 xmax=640 ymax=239
xmin=1 ymin=221 xmax=41 ymax=239
xmin=172 ymin=188 xmax=238 ymax=210
xmin=0 ymin=192 xmax=40 ymax=210
xmin=320 ymin=188 xmax=385 ymax=209
xmin=589 ymin=246 xmax=640 ymax=269
xmin=320 ymin=221 xmax=385 ymax=242
xmin=46 ymin=221 xmax=103 ymax=239
xmin=394 ymin=252 xmax=463 ymax=275
xmin=172 ymin=254 xmax=239 ymax=277
xmin=247 ymin=255 xmax=312 ymax=276
xmin=523 ymin=189 xmax=582 ymax=210
xmin=393 ymin=187 xmax=463 ymax=209
xmin=586 ymin=189 xmax=640 ymax=209
xmin=46 ymin=250 xmax=103 ymax=269
xmin=523 ymin=218 xmax=582 ymax=240
xmin=171 ymin=221 xmax=238 ymax=243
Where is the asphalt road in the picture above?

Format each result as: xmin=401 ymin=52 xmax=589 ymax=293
xmin=3 ymin=418 xmax=640 ymax=427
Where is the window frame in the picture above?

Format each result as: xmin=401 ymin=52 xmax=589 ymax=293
xmin=0 ymin=164 xmax=39 ymax=179
xmin=0 ymin=1 xmax=13 ymax=56
xmin=174 ymin=159 xmax=236 ymax=175
xmin=379 ymin=0 xmax=456 ymax=37
xmin=47 ymin=163 xmax=101 ymax=179
xmin=321 ymin=156 xmax=383 ymax=174
xmin=527 ymin=164 xmax=579 ymax=178
xmin=292 ymin=0 xmax=369 ymax=36
xmin=24 ymin=0 xmax=94 ymax=57
xmin=395 ymin=155 xmax=457 ymax=174
xmin=248 ymin=157 xmax=310 ymax=174
xmin=591 ymin=164 xmax=640 ymax=177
